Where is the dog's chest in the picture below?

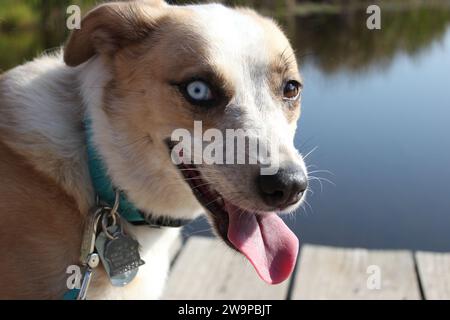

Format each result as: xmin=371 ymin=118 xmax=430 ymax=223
xmin=86 ymin=227 xmax=180 ymax=300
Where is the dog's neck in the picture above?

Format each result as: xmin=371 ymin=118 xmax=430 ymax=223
xmin=0 ymin=53 xmax=195 ymax=299
xmin=77 ymin=56 xmax=204 ymax=221
xmin=0 ymin=53 xmax=94 ymax=214
xmin=0 ymin=53 xmax=204 ymax=222
xmin=84 ymin=115 xmax=192 ymax=227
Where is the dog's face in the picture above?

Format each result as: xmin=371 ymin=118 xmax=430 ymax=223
xmin=66 ymin=1 xmax=307 ymax=284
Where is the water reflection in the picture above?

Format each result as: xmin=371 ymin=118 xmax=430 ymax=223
xmin=288 ymin=4 xmax=450 ymax=73
xmin=2 ymin=1 xmax=450 ymax=73
xmin=1 ymin=1 xmax=450 ymax=250
xmin=296 ymin=26 xmax=450 ymax=251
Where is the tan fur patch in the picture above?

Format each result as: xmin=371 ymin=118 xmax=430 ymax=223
xmin=0 ymin=1 xmax=306 ymax=299
xmin=0 ymin=141 xmax=82 ymax=299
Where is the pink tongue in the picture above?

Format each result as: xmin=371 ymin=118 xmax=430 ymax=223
xmin=226 ymin=202 xmax=299 ymax=285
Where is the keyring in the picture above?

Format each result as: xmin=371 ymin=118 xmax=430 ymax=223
xmin=101 ymin=190 xmax=121 ymax=240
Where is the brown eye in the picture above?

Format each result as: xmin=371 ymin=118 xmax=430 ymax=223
xmin=283 ymin=80 xmax=301 ymax=101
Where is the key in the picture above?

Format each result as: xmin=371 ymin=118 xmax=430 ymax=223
xmin=76 ymin=253 xmax=99 ymax=300
xmin=79 ymin=207 xmax=103 ymax=265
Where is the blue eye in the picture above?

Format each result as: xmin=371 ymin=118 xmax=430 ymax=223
xmin=186 ymin=80 xmax=213 ymax=101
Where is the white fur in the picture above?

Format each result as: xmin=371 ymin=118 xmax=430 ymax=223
xmin=0 ymin=52 xmax=185 ymax=299
xmin=77 ymin=56 xmax=205 ymax=221
xmin=0 ymin=52 xmax=93 ymax=213
xmin=186 ymin=5 xmax=307 ymax=210
xmin=0 ymin=2 xmax=306 ymax=300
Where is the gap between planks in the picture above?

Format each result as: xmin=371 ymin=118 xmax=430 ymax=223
xmin=415 ymin=251 xmax=450 ymax=300
xmin=165 ymin=237 xmax=449 ymax=300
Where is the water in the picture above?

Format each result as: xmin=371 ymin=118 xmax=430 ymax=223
xmin=2 ymin=2 xmax=450 ymax=251
xmin=184 ymin=6 xmax=450 ymax=251
xmin=295 ymin=26 xmax=450 ymax=251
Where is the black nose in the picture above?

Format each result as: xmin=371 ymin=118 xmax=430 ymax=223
xmin=258 ymin=164 xmax=308 ymax=209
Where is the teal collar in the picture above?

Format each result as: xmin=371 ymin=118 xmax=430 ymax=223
xmin=84 ymin=117 xmax=192 ymax=228
xmin=85 ymin=117 xmax=146 ymax=223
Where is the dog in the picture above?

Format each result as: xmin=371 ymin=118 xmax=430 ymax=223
xmin=0 ymin=0 xmax=308 ymax=299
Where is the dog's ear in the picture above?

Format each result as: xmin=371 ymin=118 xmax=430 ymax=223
xmin=64 ymin=1 xmax=167 ymax=67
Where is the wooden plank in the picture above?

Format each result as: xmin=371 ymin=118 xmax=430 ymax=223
xmin=168 ymin=233 xmax=183 ymax=264
xmin=416 ymin=252 xmax=450 ymax=300
xmin=291 ymin=245 xmax=420 ymax=300
xmin=163 ymin=237 xmax=290 ymax=300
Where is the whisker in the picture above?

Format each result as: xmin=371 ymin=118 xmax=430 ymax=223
xmin=303 ymin=146 xmax=318 ymax=161
xmin=309 ymin=176 xmax=336 ymax=187
xmin=304 ymin=199 xmax=313 ymax=212
xmin=203 ymin=196 xmax=224 ymax=208
xmin=297 ymin=135 xmax=316 ymax=152
xmin=309 ymin=176 xmax=324 ymax=192
xmin=184 ymin=227 xmax=213 ymax=237
xmin=308 ymin=169 xmax=335 ymax=176
xmin=182 ymin=177 xmax=205 ymax=182
xmin=191 ymin=182 xmax=213 ymax=191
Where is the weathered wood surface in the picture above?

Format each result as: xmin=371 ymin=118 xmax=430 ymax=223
xmin=292 ymin=245 xmax=420 ymax=300
xmin=164 ymin=237 xmax=449 ymax=300
xmin=163 ymin=237 xmax=290 ymax=300
xmin=416 ymin=251 xmax=450 ymax=300
xmin=168 ymin=233 xmax=183 ymax=263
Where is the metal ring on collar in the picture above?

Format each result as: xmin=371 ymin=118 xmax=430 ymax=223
xmin=101 ymin=190 xmax=121 ymax=240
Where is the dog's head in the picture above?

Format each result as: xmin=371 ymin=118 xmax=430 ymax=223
xmin=65 ymin=0 xmax=307 ymax=284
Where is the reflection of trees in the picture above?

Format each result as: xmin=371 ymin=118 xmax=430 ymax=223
xmin=29 ymin=0 xmax=76 ymax=48
xmin=173 ymin=1 xmax=450 ymax=73
xmin=1 ymin=1 xmax=450 ymax=73
xmin=286 ymin=6 xmax=450 ymax=73
xmin=0 ymin=0 xmax=95 ymax=71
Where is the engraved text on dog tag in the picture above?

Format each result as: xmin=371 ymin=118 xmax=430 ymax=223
xmin=95 ymin=226 xmax=145 ymax=287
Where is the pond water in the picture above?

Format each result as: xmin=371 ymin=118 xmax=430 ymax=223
xmin=185 ymin=6 xmax=450 ymax=251
xmin=294 ymin=25 xmax=450 ymax=251
xmin=1 ymin=2 xmax=450 ymax=251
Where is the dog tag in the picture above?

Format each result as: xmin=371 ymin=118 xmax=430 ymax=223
xmin=95 ymin=226 xmax=145 ymax=287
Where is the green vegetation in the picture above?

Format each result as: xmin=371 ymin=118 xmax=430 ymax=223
xmin=289 ymin=4 xmax=450 ymax=73
xmin=0 ymin=0 xmax=97 ymax=70
xmin=1 ymin=0 xmax=450 ymax=73
xmin=0 ymin=0 xmax=38 ymax=31
xmin=0 ymin=0 xmax=96 ymax=31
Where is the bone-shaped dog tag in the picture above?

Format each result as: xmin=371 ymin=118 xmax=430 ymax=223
xmin=95 ymin=226 xmax=145 ymax=287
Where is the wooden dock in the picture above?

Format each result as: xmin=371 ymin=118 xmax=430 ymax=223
xmin=163 ymin=237 xmax=450 ymax=300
